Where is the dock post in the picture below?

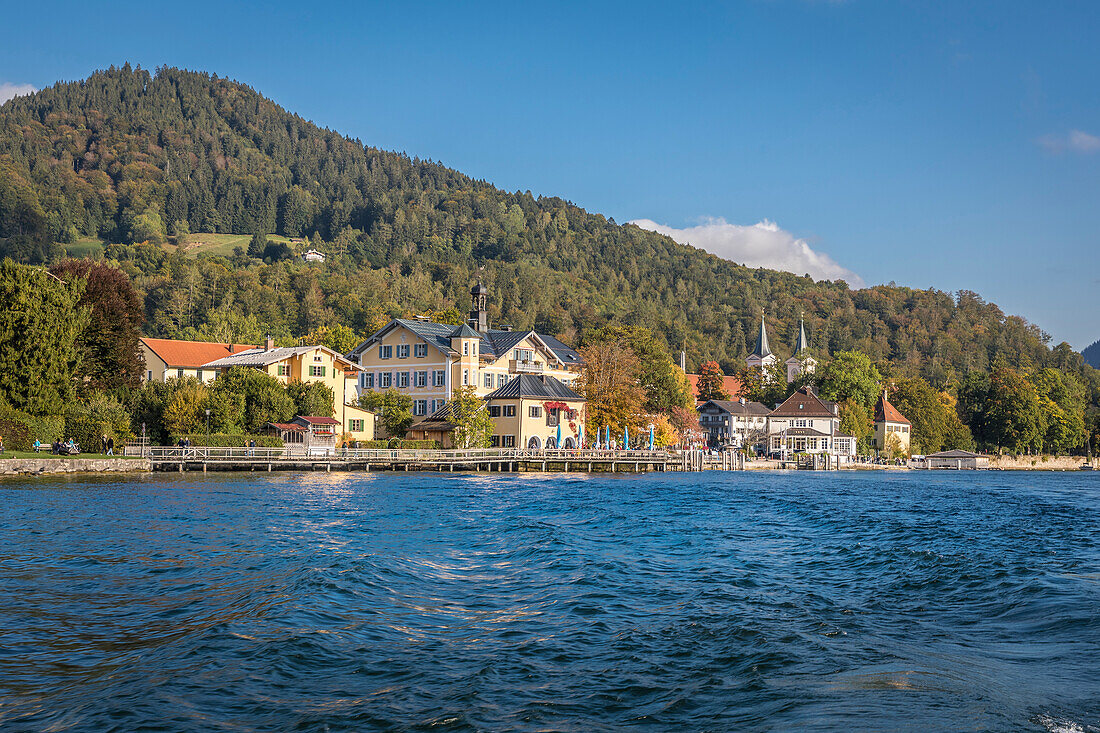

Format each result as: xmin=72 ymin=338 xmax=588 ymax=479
xmin=202 ymin=462 xmax=207 ymax=474
xmin=326 ymin=463 xmax=331 ymax=472
xmin=267 ymin=463 xmax=272 ymax=472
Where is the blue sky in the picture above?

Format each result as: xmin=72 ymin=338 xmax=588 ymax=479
xmin=2 ymin=1 xmax=1097 ymax=348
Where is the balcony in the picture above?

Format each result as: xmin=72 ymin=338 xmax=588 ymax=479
xmin=510 ymin=359 xmax=544 ymax=374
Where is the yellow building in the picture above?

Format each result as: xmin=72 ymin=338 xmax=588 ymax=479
xmin=139 ymin=338 xmax=257 ymax=383
xmin=347 ymin=284 xmax=583 ymax=419
xmin=202 ymin=338 xmax=375 ymax=442
xmin=483 ymin=374 xmax=586 ymax=449
xmin=873 ymin=391 xmax=911 ymax=455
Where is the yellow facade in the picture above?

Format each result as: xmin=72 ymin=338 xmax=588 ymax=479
xmin=873 ymin=421 xmax=911 ymax=455
xmin=486 ymin=396 xmax=585 ymax=449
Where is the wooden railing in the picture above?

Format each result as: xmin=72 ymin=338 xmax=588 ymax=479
xmin=145 ymin=446 xmax=676 ymax=462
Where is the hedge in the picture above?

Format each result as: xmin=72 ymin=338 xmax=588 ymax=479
xmin=359 ymin=439 xmax=440 ymax=450
xmin=0 ymin=419 xmax=31 ymax=452
xmin=0 ymin=408 xmax=65 ymax=451
xmin=167 ymin=433 xmax=285 ymax=448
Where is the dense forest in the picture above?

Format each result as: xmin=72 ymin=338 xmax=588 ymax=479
xmin=0 ymin=64 xmax=1090 ymax=388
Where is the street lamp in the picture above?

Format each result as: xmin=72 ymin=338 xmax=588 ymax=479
xmin=205 ymin=408 xmax=211 ymax=438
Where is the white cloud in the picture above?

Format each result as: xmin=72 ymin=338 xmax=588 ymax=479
xmin=630 ymin=216 xmax=865 ymax=287
xmin=0 ymin=82 xmax=37 ymax=105
xmin=1038 ymin=129 xmax=1100 ymax=155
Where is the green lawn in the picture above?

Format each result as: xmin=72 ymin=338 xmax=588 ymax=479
xmin=64 ymin=238 xmax=106 ymax=258
xmin=58 ymin=233 xmax=297 ymax=260
xmin=0 ymin=450 xmax=142 ymax=460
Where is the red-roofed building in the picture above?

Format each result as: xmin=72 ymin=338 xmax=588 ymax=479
xmin=684 ymin=373 xmax=743 ymax=403
xmin=872 ymin=391 xmax=911 ymax=454
xmin=140 ymin=338 xmax=258 ymax=383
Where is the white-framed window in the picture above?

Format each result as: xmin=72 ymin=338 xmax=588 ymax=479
xmin=398 ymin=371 xmax=409 ymax=388
xmin=414 ymin=343 xmax=427 ymax=358
xmin=503 ymin=405 xmax=516 ymax=417
xmin=196 ymin=369 xmax=203 ymax=381
xmin=278 ymin=364 xmax=289 ymax=376
xmin=363 ymin=373 xmax=374 ymax=389
xmin=348 ymin=419 xmax=364 ymax=432
xmin=529 ymin=406 xmax=542 ymax=418
xmin=379 ymin=345 xmax=393 ymax=359
xmin=484 ymin=373 xmax=493 ymax=388
xmin=398 ymin=344 xmax=409 ymax=358
xmin=309 ymin=365 xmax=326 ymax=377
xmin=497 ymin=374 xmax=507 ymax=387
xmin=431 ymin=399 xmax=441 ymax=413
xmin=415 ymin=371 xmax=427 ymax=387
xmin=463 ymin=369 xmax=469 ymax=385
xmin=415 ymin=399 xmax=428 ymax=415
xmin=177 ymin=368 xmax=184 ymax=378
xmin=314 ymin=355 xmax=322 ymax=362
xmin=463 ymin=343 xmax=469 ymax=355
xmin=514 ymin=348 xmax=533 ymax=361
xmin=488 ymin=405 xmax=502 ymax=417
xmin=433 ymin=370 xmax=446 ymax=387
xmin=502 ymin=435 xmax=516 ymax=448
xmin=380 ymin=372 xmax=392 ymax=388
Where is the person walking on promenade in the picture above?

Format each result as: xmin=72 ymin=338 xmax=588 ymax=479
xmin=101 ymin=435 xmax=108 ymax=455
xmin=107 ymin=436 xmax=114 ymax=456
xmin=248 ymin=438 xmax=256 ymax=457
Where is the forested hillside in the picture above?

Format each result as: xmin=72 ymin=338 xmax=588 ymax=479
xmin=0 ymin=64 xmax=1086 ymax=384
xmin=1084 ymin=340 xmax=1100 ymax=369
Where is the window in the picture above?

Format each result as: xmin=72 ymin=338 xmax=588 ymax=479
xmin=463 ymin=343 xmax=469 ymax=355
xmin=278 ymin=364 xmax=289 ymax=376
xmin=529 ymin=406 xmax=542 ymax=418
xmin=415 ymin=371 xmax=427 ymax=388
xmin=488 ymin=405 xmax=502 ymax=417
xmin=348 ymin=419 xmax=364 ymax=432
xmin=463 ymin=369 xmax=469 ymax=385
xmin=546 ymin=408 xmax=559 ymax=427
xmin=380 ymin=345 xmax=393 ymax=359
xmin=503 ymin=405 xmax=516 ymax=417
xmin=498 ymin=374 xmax=507 ymax=387
xmin=502 ymin=435 xmax=516 ymax=448
xmin=414 ymin=343 xmax=427 ymax=358
xmin=146 ymin=370 xmax=152 ymax=381
xmin=431 ymin=399 xmax=442 ymax=413
xmin=490 ymin=435 xmax=501 ymax=447
xmin=196 ymin=369 xmax=203 ymax=381
xmin=398 ymin=371 xmax=409 ymax=388
xmin=413 ymin=400 xmax=428 ymax=416
xmin=398 ymin=344 xmax=409 ymax=359
xmin=484 ymin=373 xmax=493 ymax=388
xmin=309 ymin=365 xmax=326 ymax=377
xmin=364 ymin=373 xmax=374 ymax=389
xmin=380 ymin=372 xmax=392 ymax=388
xmin=433 ymin=370 xmax=446 ymax=387
xmin=314 ymin=355 xmax=322 ymax=362
xmin=177 ymin=368 xmax=184 ymax=378
xmin=514 ymin=348 xmax=533 ymax=361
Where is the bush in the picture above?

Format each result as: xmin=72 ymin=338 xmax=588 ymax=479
xmin=359 ymin=439 xmax=440 ymax=449
xmin=166 ymin=433 xmax=284 ymax=447
xmin=0 ymin=419 xmax=31 ymax=451
xmin=0 ymin=405 xmax=64 ymax=447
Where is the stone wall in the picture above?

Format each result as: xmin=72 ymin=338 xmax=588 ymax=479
xmin=0 ymin=457 xmax=152 ymax=476
xmin=987 ymin=455 xmax=1098 ymax=471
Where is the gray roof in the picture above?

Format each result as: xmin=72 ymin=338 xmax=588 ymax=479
xmin=927 ymin=449 xmax=981 ymax=459
xmin=698 ymin=399 xmax=771 ymax=416
xmin=750 ymin=314 xmax=772 ymax=359
xmin=450 ymin=323 xmax=481 ymax=340
xmin=202 ymin=345 xmax=317 ymax=369
xmin=485 ymin=374 xmax=584 ymax=401
xmin=349 ymin=319 xmax=583 ymax=365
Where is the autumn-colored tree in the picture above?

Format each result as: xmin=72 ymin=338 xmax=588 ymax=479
xmin=696 ymin=360 xmax=729 ymax=401
xmin=577 ymin=339 xmax=645 ymax=436
xmin=838 ymin=398 xmax=873 ymax=453
xmin=887 ymin=377 xmax=973 ymax=454
xmin=49 ymin=259 xmax=144 ymax=392
xmin=163 ymin=380 xmax=209 ymax=435
xmin=580 ymin=325 xmax=694 ymax=411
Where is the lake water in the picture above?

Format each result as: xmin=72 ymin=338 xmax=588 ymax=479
xmin=1 ymin=470 xmax=1098 ymax=732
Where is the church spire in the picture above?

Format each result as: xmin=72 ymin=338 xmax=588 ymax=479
xmin=794 ymin=313 xmax=809 ymax=355
xmin=750 ymin=312 xmax=772 ymax=359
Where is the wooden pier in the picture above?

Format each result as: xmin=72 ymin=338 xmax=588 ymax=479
xmin=143 ymin=447 xmax=709 ymax=474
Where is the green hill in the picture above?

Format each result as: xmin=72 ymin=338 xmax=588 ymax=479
xmin=0 ymin=64 xmax=1087 ymax=384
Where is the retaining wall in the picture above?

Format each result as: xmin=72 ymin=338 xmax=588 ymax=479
xmin=0 ymin=458 xmax=152 ymax=476
xmin=987 ymin=455 xmax=1098 ymax=471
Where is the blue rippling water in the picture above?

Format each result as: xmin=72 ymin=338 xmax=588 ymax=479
xmin=1 ymin=470 xmax=1099 ymax=732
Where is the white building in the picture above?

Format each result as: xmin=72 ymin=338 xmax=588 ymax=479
xmin=767 ymin=386 xmax=856 ymax=458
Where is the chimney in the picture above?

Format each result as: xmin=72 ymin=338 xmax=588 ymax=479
xmin=740 ymin=397 xmax=746 ymax=405
xmin=265 ymin=335 xmax=274 ymax=351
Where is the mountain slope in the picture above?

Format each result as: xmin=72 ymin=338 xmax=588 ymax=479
xmin=0 ymin=65 xmax=1075 ymax=379
xmin=1084 ymin=340 xmax=1100 ymax=369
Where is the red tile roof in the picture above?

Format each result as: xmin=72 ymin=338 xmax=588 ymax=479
xmin=685 ymin=373 xmax=743 ymax=402
xmin=297 ymin=416 xmax=340 ymax=425
xmin=875 ymin=393 xmax=911 ymax=424
xmin=267 ymin=422 xmax=307 ymax=432
xmin=141 ymin=338 xmax=257 ymax=368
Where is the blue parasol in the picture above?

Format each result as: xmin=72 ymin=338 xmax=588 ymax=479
xmin=624 ymin=425 xmax=630 ymax=450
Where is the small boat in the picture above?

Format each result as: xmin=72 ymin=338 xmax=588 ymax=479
xmin=1081 ymin=464 xmax=1095 ymax=471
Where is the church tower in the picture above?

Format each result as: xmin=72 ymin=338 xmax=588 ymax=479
xmin=469 ymin=283 xmax=489 ymax=332
xmin=747 ymin=313 xmax=777 ymax=372
xmin=785 ymin=314 xmax=817 ymax=383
